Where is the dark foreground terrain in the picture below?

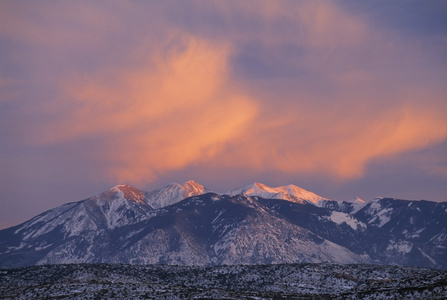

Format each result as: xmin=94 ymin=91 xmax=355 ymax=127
xmin=0 ymin=263 xmax=446 ymax=299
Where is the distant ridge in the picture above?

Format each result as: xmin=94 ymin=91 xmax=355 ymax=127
xmin=0 ymin=180 xmax=446 ymax=269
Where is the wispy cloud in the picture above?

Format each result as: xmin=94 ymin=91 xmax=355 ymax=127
xmin=33 ymin=37 xmax=257 ymax=183
xmin=219 ymin=102 xmax=447 ymax=179
xmin=2 ymin=0 xmax=446 ymax=187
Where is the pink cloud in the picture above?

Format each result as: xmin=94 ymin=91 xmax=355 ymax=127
xmin=4 ymin=1 xmax=446 ymax=185
xmin=34 ymin=37 xmax=257 ymax=183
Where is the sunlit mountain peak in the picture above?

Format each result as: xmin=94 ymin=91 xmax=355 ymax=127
xmin=227 ymin=182 xmax=328 ymax=204
xmin=353 ymin=196 xmax=366 ymax=203
xmin=97 ymin=184 xmax=147 ymax=204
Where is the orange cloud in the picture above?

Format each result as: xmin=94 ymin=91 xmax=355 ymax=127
xmin=22 ymin=1 xmax=447 ymax=185
xmin=36 ymin=37 xmax=258 ymax=183
xmin=186 ymin=1 xmax=447 ymax=180
xmin=214 ymin=100 xmax=447 ymax=180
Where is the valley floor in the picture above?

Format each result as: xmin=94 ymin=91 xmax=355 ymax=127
xmin=0 ymin=263 xmax=446 ymax=299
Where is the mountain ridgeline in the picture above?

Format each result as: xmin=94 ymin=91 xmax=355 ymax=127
xmin=0 ymin=181 xmax=446 ymax=269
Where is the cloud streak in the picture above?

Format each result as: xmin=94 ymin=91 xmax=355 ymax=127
xmin=220 ymin=102 xmax=447 ymax=179
xmin=34 ymin=37 xmax=258 ymax=183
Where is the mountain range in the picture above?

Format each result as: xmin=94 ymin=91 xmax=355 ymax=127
xmin=0 ymin=180 xmax=446 ymax=269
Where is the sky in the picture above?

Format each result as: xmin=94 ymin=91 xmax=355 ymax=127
xmin=1 ymin=0 xmax=446 ymax=229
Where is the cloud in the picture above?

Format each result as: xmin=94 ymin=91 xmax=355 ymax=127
xmin=219 ymin=102 xmax=447 ymax=179
xmin=0 ymin=77 xmax=20 ymax=103
xmin=182 ymin=1 xmax=447 ymax=180
xmin=34 ymin=36 xmax=257 ymax=183
xmin=0 ymin=1 xmax=118 ymax=49
xmin=5 ymin=0 xmax=447 ymax=186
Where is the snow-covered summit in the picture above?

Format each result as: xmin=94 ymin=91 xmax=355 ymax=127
xmin=342 ymin=196 xmax=368 ymax=213
xmin=145 ymin=180 xmax=211 ymax=209
xmin=226 ymin=182 xmax=328 ymax=204
xmin=83 ymin=184 xmax=152 ymax=229
xmin=182 ymin=180 xmax=209 ymax=198
xmin=348 ymin=196 xmax=366 ymax=204
xmin=102 ymin=184 xmax=148 ymax=204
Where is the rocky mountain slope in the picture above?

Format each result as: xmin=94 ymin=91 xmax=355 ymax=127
xmin=0 ymin=181 xmax=446 ymax=269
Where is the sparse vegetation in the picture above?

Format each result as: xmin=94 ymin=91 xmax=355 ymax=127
xmin=1 ymin=263 xmax=446 ymax=299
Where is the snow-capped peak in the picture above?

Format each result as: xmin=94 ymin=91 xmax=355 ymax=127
xmin=76 ymin=184 xmax=153 ymax=229
xmin=97 ymin=184 xmax=147 ymax=204
xmin=346 ymin=196 xmax=368 ymax=214
xmin=182 ymin=180 xmax=210 ymax=198
xmin=145 ymin=180 xmax=211 ymax=209
xmin=228 ymin=182 xmax=277 ymax=196
xmin=355 ymin=196 xmax=365 ymax=202
xmin=345 ymin=196 xmax=366 ymax=204
xmin=226 ymin=182 xmax=327 ymax=204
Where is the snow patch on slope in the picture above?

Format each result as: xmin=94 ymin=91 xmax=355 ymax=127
xmin=362 ymin=199 xmax=394 ymax=228
xmin=386 ymin=241 xmax=413 ymax=254
xmin=329 ymin=211 xmax=366 ymax=230
xmin=368 ymin=209 xmax=392 ymax=228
